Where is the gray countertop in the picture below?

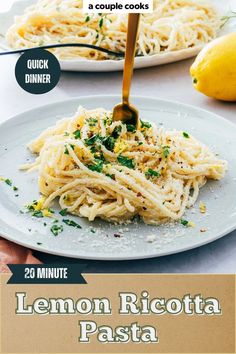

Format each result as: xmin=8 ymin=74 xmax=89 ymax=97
xmin=0 ymin=1 xmax=235 ymax=272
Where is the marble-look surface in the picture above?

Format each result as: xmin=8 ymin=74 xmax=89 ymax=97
xmin=0 ymin=1 xmax=235 ymax=273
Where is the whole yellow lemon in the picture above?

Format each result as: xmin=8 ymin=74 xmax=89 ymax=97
xmin=190 ymin=32 xmax=236 ymax=102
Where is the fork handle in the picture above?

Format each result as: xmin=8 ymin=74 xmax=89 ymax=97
xmin=122 ymin=14 xmax=140 ymax=105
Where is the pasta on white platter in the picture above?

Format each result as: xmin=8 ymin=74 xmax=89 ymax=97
xmin=7 ymin=0 xmax=220 ymax=60
xmin=21 ymin=107 xmax=227 ymax=225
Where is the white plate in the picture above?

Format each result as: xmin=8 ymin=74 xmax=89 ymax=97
xmin=0 ymin=0 xmax=235 ymax=72
xmin=0 ymin=95 xmax=236 ymax=260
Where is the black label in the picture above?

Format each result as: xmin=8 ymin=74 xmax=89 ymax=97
xmin=15 ymin=49 xmax=61 ymax=94
xmin=7 ymin=264 xmax=87 ymax=284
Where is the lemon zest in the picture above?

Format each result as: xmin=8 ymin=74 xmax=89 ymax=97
xmin=199 ymin=201 xmax=206 ymax=214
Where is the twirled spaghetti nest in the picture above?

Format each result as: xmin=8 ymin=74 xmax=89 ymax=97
xmin=21 ymin=106 xmax=227 ymax=224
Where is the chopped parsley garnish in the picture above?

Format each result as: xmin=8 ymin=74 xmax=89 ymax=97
xmin=90 ymin=146 xmax=97 ymax=154
xmin=26 ymin=199 xmax=54 ymax=218
xmin=138 ymin=142 xmax=143 ymax=146
xmin=126 ymin=124 xmax=136 ymax=133
xmin=99 ymin=18 xmax=104 ymax=28
xmin=87 ymin=119 xmax=97 ymax=127
xmin=73 ymin=130 xmax=81 ymax=139
xmin=59 ymin=208 xmax=68 ymax=216
xmin=26 ymin=201 xmax=37 ymax=212
xmin=180 ymin=219 xmax=189 ymax=226
xmin=5 ymin=179 xmax=12 ymax=186
xmin=85 ymin=135 xmax=99 ymax=146
xmin=90 ymin=229 xmax=96 ymax=233
xmin=87 ymin=159 xmax=103 ymax=173
xmin=85 ymin=15 xmax=90 ymax=22
xmin=104 ymin=115 xmax=112 ymax=126
xmin=183 ymin=132 xmax=190 ymax=138
xmin=193 ymin=78 xmax=198 ymax=84
xmin=87 ymin=118 xmax=98 ymax=126
xmin=106 ymin=173 xmax=115 ymax=180
xmin=145 ymin=169 xmax=161 ymax=178
xmin=1 ymin=177 xmax=19 ymax=193
xmin=112 ymin=125 xmax=122 ymax=138
xmin=64 ymin=144 xmax=75 ymax=154
xmin=32 ymin=210 xmax=43 ymax=218
xmin=62 ymin=219 xmax=82 ymax=229
xmin=101 ymin=136 xmax=115 ymax=151
xmin=37 ymin=242 xmax=42 ymax=245
xmin=117 ymin=155 xmax=135 ymax=169
xmin=162 ymin=146 xmax=170 ymax=158
xmin=50 ymin=224 xmax=63 ymax=236
xmin=140 ymin=120 xmax=152 ymax=129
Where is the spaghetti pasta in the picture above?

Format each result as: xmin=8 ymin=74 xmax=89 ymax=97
xmin=7 ymin=0 xmax=220 ymax=60
xmin=21 ymin=106 xmax=227 ymax=224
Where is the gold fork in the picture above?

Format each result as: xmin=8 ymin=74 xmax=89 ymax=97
xmin=112 ymin=14 xmax=140 ymax=127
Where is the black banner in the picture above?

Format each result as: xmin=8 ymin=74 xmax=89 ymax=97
xmin=7 ymin=264 xmax=87 ymax=284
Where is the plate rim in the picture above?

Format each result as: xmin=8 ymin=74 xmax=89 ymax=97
xmin=0 ymin=94 xmax=236 ymax=261
xmin=1 ymin=94 xmax=236 ymax=131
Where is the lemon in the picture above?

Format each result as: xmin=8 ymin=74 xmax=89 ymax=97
xmin=190 ymin=32 xmax=236 ymax=102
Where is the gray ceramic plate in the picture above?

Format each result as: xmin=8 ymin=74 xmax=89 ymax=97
xmin=0 ymin=96 xmax=236 ymax=260
xmin=0 ymin=0 xmax=235 ymax=71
